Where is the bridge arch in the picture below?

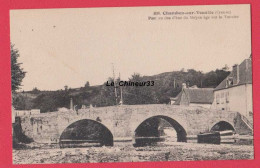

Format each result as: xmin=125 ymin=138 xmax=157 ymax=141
xmin=134 ymin=115 xmax=187 ymax=145
xmin=59 ymin=119 xmax=113 ymax=148
xmin=210 ymin=120 xmax=235 ymax=132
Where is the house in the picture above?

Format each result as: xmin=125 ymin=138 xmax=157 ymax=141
xmin=173 ymin=83 xmax=214 ymax=108
xmin=211 ymin=58 xmax=252 ymax=119
xmin=15 ymin=109 xmax=41 ymax=116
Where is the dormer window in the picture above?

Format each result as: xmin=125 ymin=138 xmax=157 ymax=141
xmin=226 ymin=77 xmax=233 ymax=88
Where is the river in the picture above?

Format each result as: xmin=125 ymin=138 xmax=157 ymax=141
xmin=13 ymin=140 xmax=254 ymax=164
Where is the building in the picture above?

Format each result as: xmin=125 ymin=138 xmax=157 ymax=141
xmin=15 ymin=109 xmax=41 ymax=116
xmin=211 ymin=58 xmax=252 ymax=120
xmin=173 ymin=83 xmax=214 ymax=108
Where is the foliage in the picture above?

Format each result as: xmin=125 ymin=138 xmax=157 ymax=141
xmin=11 ymin=44 xmax=26 ymax=92
xmin=12 ymin=93 xmax=34 ymax=110
xmin=31 ymin=87 xmax=40 ymax=94
xmin=32 ymin=90 xmax=70 ymax=112
xmin=84 ymin=81 xmax=90 ymax=88
xmin=13 ymin=67 xmax=230 ymax=112
xmin=92 ymin=78 xmax=118 ymax=107
xmin=9 ymin=43 xmax=232 ymax=111
xmin=123 ymin=73 xmax=158 ymax=105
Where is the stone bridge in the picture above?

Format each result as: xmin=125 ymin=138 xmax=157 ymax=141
xmin=18 ymin=105 xmax=252 ymax=145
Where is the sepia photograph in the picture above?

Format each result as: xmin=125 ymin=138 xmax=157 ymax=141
xmin=10 ymin=4 xmax=253 ymax=164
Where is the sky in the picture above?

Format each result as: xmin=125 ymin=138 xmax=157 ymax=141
xmin=10 ymin=5 xmax=251 ymax=91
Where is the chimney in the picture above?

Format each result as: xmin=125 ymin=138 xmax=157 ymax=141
xmin=232 ymin=64 xmax=239 ymax=84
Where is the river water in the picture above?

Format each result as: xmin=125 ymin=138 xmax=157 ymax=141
xmin=13 ymin=137 xmax=254 ymax=164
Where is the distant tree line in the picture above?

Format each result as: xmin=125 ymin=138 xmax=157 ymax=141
xmin=12 ymin=67 xmax=230 ymax=112
xmin=11 ymin=43 xmax=230 ymax=112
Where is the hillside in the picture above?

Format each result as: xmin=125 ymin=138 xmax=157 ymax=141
xmin=12 ymin=68 xmax=230 ymax=112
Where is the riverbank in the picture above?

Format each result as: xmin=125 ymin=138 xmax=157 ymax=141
xmin=13 ymin=142 xmax=253 ymax=164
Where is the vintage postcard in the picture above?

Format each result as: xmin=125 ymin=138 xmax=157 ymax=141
xmin=10 ymin=4 xmax=253 ymax=164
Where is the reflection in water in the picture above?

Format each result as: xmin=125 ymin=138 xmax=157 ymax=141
xmin=224 ymin=137 xmax=253 ymax=145
xmin=134 ymin=116 xmax=187 ymax=147
xmin=134 ymin=117 xmax=180 ymax=147
xmin=134 ymin=136 xmax=253 ymax=147
xmin=59 ymin=119 xmax=114 ymax=148
xmin=134 ymin=127 xmax=178 ymax=147
xmin=134 ymin=128 xmax=253 ymax=147
xmin=161 ymin=127 xmax=177 ymax=142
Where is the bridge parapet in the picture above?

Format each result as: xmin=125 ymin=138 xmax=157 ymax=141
xmin=18 ymin=105 xmax=251 ymax=144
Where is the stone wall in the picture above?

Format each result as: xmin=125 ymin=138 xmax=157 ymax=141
xmin=18 ymin=104 xmax=252 ymax=144
xmin=20 ymin=112 xmax=60 ymax=143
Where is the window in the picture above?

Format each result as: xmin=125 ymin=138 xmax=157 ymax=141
xmin=226 ymin=91 xmax=229 ymax=103
xmin=216 ymin=93 xmax=220 ymax=104
xmin=226 ymin=77 xmax=233 ymax=87
xmin=221 ymin=92 xmax=224 ymax=98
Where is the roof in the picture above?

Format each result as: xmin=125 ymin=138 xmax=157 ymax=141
xmin=215 ymin=58 xmax=252 ymax=91
xmin=174 ymin=88 xmax=214 ymax=105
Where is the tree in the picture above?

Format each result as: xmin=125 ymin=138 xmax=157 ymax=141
xmin=92 ymin=77 xmax=117 ymax=107
xmin=12 ymin=93 xmax=33 ymax=110
xmin=11 ymin=44 xmax=26 ymax=92
xmin=123 ymin=73 xmax=158 ymax=105
xmin=84 ymin=81 xmax=90 ymax=88
xmin=203 ymin=69 xmax=230 ymax=88
xmin=31 ymin=87 xmax=40 ymax=94
xmin=222 ymin=64 xmax=230 ymax=71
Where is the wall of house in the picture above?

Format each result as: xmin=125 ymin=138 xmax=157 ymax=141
xmin=212 ymin=84 xmax=252 ymax=118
